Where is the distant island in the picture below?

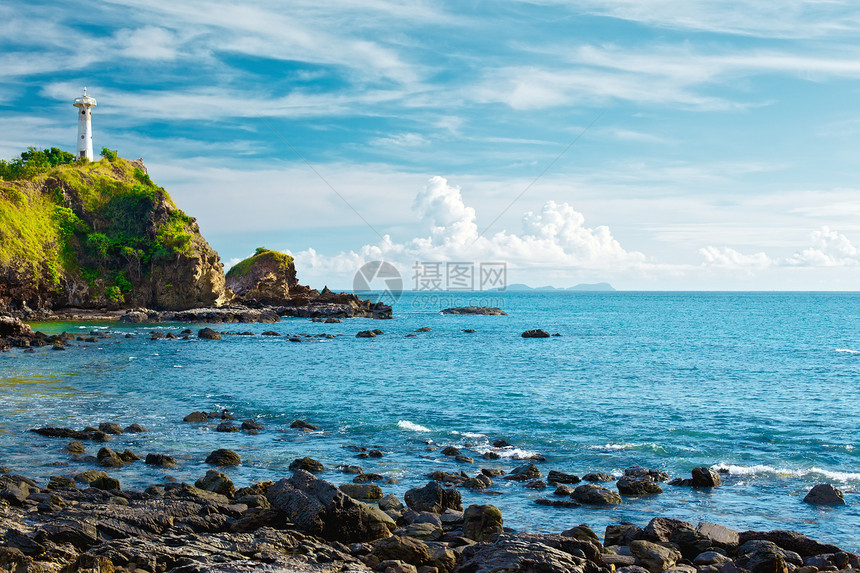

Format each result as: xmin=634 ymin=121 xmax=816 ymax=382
xmin=491 ymin=282 xmax=616 ymax=292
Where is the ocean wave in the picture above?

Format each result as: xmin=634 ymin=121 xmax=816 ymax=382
xmin=712 ymin=463 xmax=860 ymax=482
xmin=836 ymin=348 xmax=860 ymax=355
xmin=398 ymin=420 xmax=431 ymax=432
xmin=473 ymin=445 xmax=541 ymax=459
xmin=451 ymin=431 xmax=486 ymax=439
xmin=589 ymin=442 xmax=664 ymax=452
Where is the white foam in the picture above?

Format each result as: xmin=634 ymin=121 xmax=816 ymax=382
xmin=451 ymin=430 xmax=486 ymax=438
xmin=712 ymin=463 xmax=860 ymax=482
xmin=590 ymin=442 xmax=663 ymax=451
xmin=473 ymin=445 xmax=541 ymax=459
xmin=398 ymin=420 xmax=431 ymax=432
xmin=836 ymin=348 xmax=860 ymax=354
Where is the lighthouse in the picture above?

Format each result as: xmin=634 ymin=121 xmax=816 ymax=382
xmin=73 ymin=88 xmax=97 ymax=161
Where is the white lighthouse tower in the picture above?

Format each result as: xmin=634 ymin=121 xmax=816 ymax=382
xmin=73 ymin=88 xmax=97 ymax=161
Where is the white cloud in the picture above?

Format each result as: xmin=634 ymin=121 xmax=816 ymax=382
xmin=288 ymin=176 xmax=646 ymax=285
xmin=785 ymin=226 xmax=860 ymax=267
xmin=699 ymin=246 xmax=772 ymax=268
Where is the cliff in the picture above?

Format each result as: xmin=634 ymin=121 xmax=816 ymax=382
xmin=0 ymin=151 xmax=229 ymax=315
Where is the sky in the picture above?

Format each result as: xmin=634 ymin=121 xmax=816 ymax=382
xmin=4 ymin=0 xmax=860 ymax=290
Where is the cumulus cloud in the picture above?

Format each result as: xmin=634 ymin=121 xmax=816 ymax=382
xmin=701 ymin=226 xmax=860 ymax=269
xmin=288 ymin=176 xmax=645 ymax=285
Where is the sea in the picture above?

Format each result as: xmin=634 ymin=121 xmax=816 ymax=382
xmin=2 ymin=291 xmax=860 ymax=550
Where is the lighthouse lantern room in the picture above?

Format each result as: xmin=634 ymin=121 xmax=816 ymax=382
xmin=73 ymin=88 xmax=97 ymax=161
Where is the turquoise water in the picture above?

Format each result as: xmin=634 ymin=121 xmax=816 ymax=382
xmin=2 ymin=292 xmax=860 ymax=549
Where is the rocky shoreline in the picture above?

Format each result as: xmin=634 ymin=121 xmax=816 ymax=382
xmin=0 ymin=461 xmax=855 ymax=573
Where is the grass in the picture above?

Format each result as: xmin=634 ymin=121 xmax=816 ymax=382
xmin=226 ymin=247 xmax=294 ymax=278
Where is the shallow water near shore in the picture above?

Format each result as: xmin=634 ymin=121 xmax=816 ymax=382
xmin=2 ymin=291 xmax=860 ymax=549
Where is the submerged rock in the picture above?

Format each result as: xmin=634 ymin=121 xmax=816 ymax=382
xmin=440 ymin=307 xmax=507 ymax=315
xmin=206 ymin=449 xmax=241 ymax=466
xmin=803 ymin=484 xmax=846 ymax=505
xmin=521 ymin=329 xmax=551 ymax=338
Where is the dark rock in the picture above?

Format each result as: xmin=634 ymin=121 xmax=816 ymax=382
xmin=379 ymin=493 xmax=405 ymax=511
xmin=371 ymin=535 xmax=432 ymax=569
xmin=206 ymin=448 xmax=241 ymax=466
xmin=553 ymin=484 xmax=573 ymax=496
xmin=688 ymin=466 xmax=721 ymax=487
xmin=441 ymin=446 xmax=461 ymax=456
xmin=526 ymin=480 xmax=547 ymax=489
xmin=354 ymin=473 xmax=384 ymax=483
xmin=737 ymin=540 xmax=801 ymax=573
xmin=98 ymin=422 xmax=124 ymax=435
xmin=123 ymin=423 xmax=148 ymax=433
xmin=695 ymin=522 xmax=739 ymax=551
xmin=91 ymin=475 xmax=121 ymax=491
xmin=241 ymin=419 xmax=264 ymax=431
xmin=455 ymin=455 xmax=475 ymax=464
xmin=340 ymin=483 xmax=383 ymax=500
xmin=356 ymin=330 xmax=376 ymax=338
xmin=482 ymin=451 xmax=501 ymax=460
xmin=547 ymin=470 xmax=580 ymax=484
xmin=183 ymin=411 xmax=210 ymax=422
xmin=504 ymin=463 xmax=542 ymax=481
xmin=803 ymin=483 xmax=846 ymax=505
xmin=737 ymin=530 xmax=843 ymax=558
xmin=145 ymin=453 xmax=177 ymax=468
xmin=289 ymin=456 xmax=324 ymax=472
xmin=368 ymin=449 xmax=384 ymax=458
xmin=47 ymin=475 xmax=77 ymax=490
xmin=30 ymin=426 xmax=101 ymax=440
xmin=521 ymin=329 xmax=551 ymax=338
xmin=535 ymin=498 xmax=581 ymax=508
xmin=414 ymin=327 xmax=432 ymax=332
xmin=261 ymin=330 xmax=280 ymax=336
xmin=290 ymin=419 xmax=319 ymax=431
xmin=97 ymin=447 xmax=125 ymax=468
xmin=463 ymin=504 xmax=503 ymax=541
xmin=582 ymin=472 xmax=615 ymax=482
xmin=642 ymin=517 xmax=695 ymax=543
xmin=440 ymin=306 xmax=507 ymax=315
xmin=35 ymin=520 xmax=99 ymax=550
xmin=198 ymin=327 xmax=221 ymax=339
xmin=492 ymin=440 xmax=511 ymax=448
xmin=405 ymin=481 xmax=463 ymax=513
xmin=482 ymin=468 xmax=505 ymax=477
xmin=605 ymin=524 xmax=641 ymax=546
xmin=457 ymin=533 xmax=586 ymax=572
xmin=617 ymin=476 xmax=663 ymax=495
xmin=216 ymin=421 xmax=239 ymax=432
xmin=66 ymin=440 xmax=86 ymax=454
xmin=118 ymin=449 xmax=139 ymax=462
xmin=624 ymin=465 xmax=669 ymax=482
xmin=630 ymin=539 xmax=682 ymax=573
xmin=571 ymin=484 xmax=621 ymax=505
xmin=0 ymin=316 xmax=33 ymax=337
xmin=195 ymin=469 xmax=236 ymax=497
xmin=74 ymin=469 xmax=108 ymax=484
xmin=266 ymin=469 xmax=394 ymax=542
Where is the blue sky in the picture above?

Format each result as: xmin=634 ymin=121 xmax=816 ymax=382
xmin=4 ymin=0 xmax=860 ymax=289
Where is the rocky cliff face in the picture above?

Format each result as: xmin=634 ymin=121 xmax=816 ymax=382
xmin=0 ymin=155 xmax=229 ymax=315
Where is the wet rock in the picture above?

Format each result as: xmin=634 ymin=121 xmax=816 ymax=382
xmin=354 ymin=473 xmax=384 ymax=483
xmin=455 ymin=455 xmax=475 ymax=464
xmin=119 ymin=449 xmax=139 ymax=462
xmin=535 ymin=498 xmax=581 ymax=508
xmin=371 ymin=536 xmax=432 ymax=569
xmin=692 ymin=466 xmax=722 ymax=487
xmin=394 ymin=522 xmax=443 ymax=541
xmin=74 ymin=469 xmax=108 ymax=484
xmin=241 ymin=419 xmax=264 ymax=431
xmin=547 ymin=470 xmax=580 ymax=484
xmin=35 ymin=520 xmax=99 ymax=550
xmin=356 ymin=330 xmax=376 ymax=338
xmin=737 ymin=540 xmax=802 ymax=573
xmin=216 ymin=421 xmax=240 ymax=432
xmin=66 ymin=440 xmax=86 ymax=454
xmin=696 ymin=522 xmax=739 ymax=551
xmin=289 ymin=456 xmax=324 ymax=472
xmin=0 ymin=481 xmax=30 ymax=505
xmin=340 ymin=483 xmax=383 ymax=501
xmin=641 ymin=517 xmax=694 ymax=543
xmin=521 ymin=329 xmax=551 ymax=338
xmin=97 ymin=447 xmax=125 ymax=468
xmin=525 ymin=480 xmax=547 ymax=489
xmin=441 ymin=306 xmax=506 ymax=315
xmin=145 ymin=453 xmax=177 ymax=468
xmin=441 ymin=446 xmax=461 ymax=456
xmin=492 ymin=440 xmax=511 ymax=448
xmin=368 ymin=449 xmax=384 ymax=458
xmin=99 ymin=422 xmax=124 ymax=435
xmin=198 ymin=327 xmax=222 ymax=339
xmin=737 ymin=530 xmax=843 ymax=559
xmin=481 ymin=468 xmax=505 ymax=477
xmin=340 ymin=464 xmax=364 ymax=474
xmin=266 ymin=469 xmax=395 ymax=542
xmin=624 ymin=465 xmax=669 ymax=482
xmin=47 ymin=475 xmax=77 ymax=490
xmin=605 ymin=524 xmax=641 ymax=546
xmin=123 ymin=423 xmax=148 ymax=433
xmin=803 ymin=484 xmax=846 ymax=505
xmin=457 ymin=533 xmax=585 ymax=572
xmin=91 ymin=475 xmax=121 ymax=491
xmin=380 ymin=494 xmax=405 ymax=511
xmin=503 ymin=463 xmax=542 ymax=481
xmin=463 ymin=474 xmax=494 ymax=490
xmin=196 ymin=469 xmax=236 ymax=497
xmin=630 ymin=539 xmax=682 ymax=572
xmin=553 ymin=484 xmax=573 ymax=496
xmin=616 ymin=475 xmax=663 ymax=495
xmin=291 ymin=419 xmax=319 ymax=431
xmin=206 ymin=449 xmax=241 ymax=466
xmin=184 ymin=411 xmax=210 ymax=422
xmin=463 ymin=504 xmax=503 ymax=542
xmin=482 ymin=451 xmax=501 ymax=460
xmin=582 ymin=472 xmax=615 ymax=482
xmin=404 ymin=481 xmax=462 ymax=513
xmin=30 ymin=426 xmax=102 ymax=440
xmin=571 ymin=484 xmax=621 ymax=505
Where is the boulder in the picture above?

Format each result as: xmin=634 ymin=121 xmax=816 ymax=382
xmin=195 ymin=469 xmax=236 ymax=497
xmin=692 ymin=466 xmax=722 ymax=487
xmin=624 ymin=465 xmax=669 ymax=482
xmin=289 ymin=456 xmax=324 ymax=472
xmin=695 ymin=522 xmax=739 ymax=550
xmin=616 ymin=476 xmax=662 ymax=495
xmin=0 ymin=316 xmax=33 ymax=337
xmin=547 ymin=470 xmax=580 ymax=484
xmin=74 ymin=470 xmax=109 ymax=485
xmin=205 ymin=449 xmax=241 ymax=466
xmin=503 ymin=463 xmax=542 ymax=481
xmin=737 ymin=530 xmax=843 ymax=558
xmin=183 ymin=411 xmax=210 ymax=422
xmin=216 ymin=421 xmax=239 ymax=432
xmin=379 ymin=494 xmax=405 ymax=511
xmin=145 ymin=453 xmax=177 ymax=468
xmin=457 ymin=534 xmax=586 ymax=572
xmin=571 ymin=484 xmax=621 ymax=505
xmin=241 ymin=419 xmax=264 ymax=431
xmin=291 ymin=419 xmax=319 ymax=431
xmin=641 ymin=517 xmax=694 ymax=543
xmin=441 ymin=446 xmax=461 ymax=456
xmin=66 ymin=440 xmax=86 ymax=454
xmin=404 ymin=481 xmax=462 ymax=513
xmin=96 ymin=447 xmax=125 ymax=468
xmin=803 ymin=484 xmax=846 ymax=505
xmin=91 ymin=475 xmax=121 ymax=491
xmin=340 ymin=483 xmax=383 ymax=501
xmin=462 ymin=504 xmax=503 ymax=542
xmin=198 ymin=327 xmax=221 ymax=339
xmin=605 ymin=524 xmax=641 ymax=546
xmin=354 ymin=473 xmax=384 ymax=483
xmin=47 ymin=475 xmax=76 ymax=490
xmin=521 ymin=329 xmax=551 ymax=338
xmin=98 ymin=423 xmax=124 ymax=435
xmin=630 ymin=539 xmax=682 ymax=573
xmin=582 ymin=472 xmax=615 ymax=482
xmin=356 ymin=330 xmax=376 ymax=338
xmin=124 ymin=423 xmax=148 ymax=433
xmin=266 ymin=469 xmax=394 ymax=542
xmin=371 ymin=535 xmax=432 ymax=569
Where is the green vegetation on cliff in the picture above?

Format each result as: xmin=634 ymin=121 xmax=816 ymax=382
xmin=0 ymin=148 xmax=227 ymax=312
xmin=226 ymin=247 xmax=293 ymax=279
